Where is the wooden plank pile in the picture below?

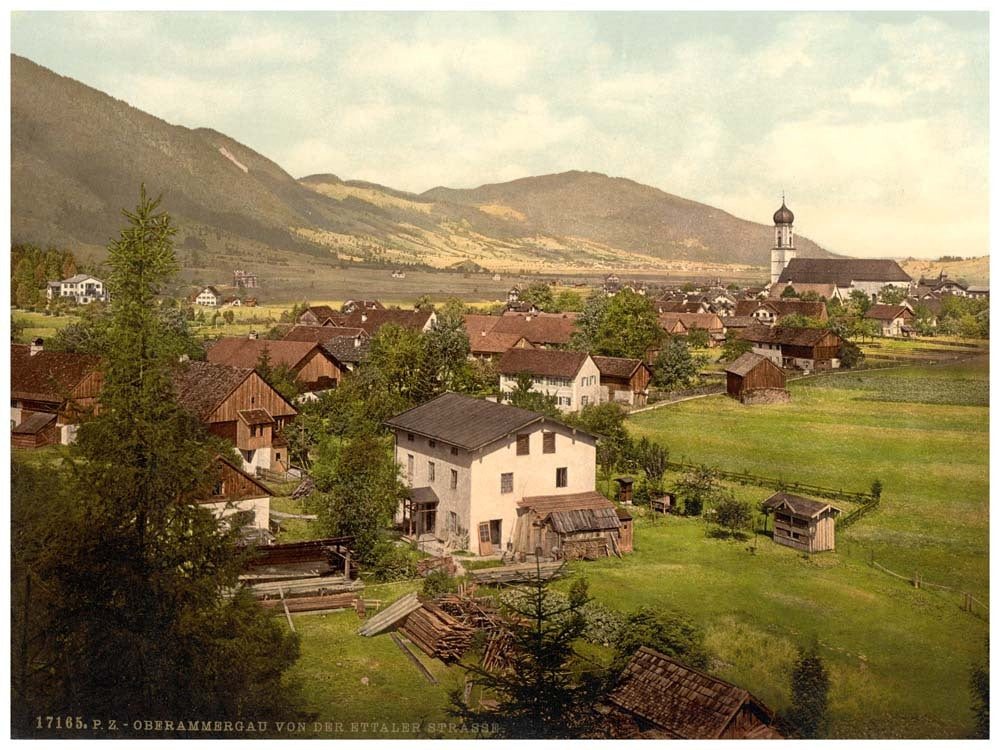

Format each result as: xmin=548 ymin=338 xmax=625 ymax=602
xmin=416 ymin=555 xmax=457 ymax=577
xmin=251 ymin=576 xmax=364 ymax=600
xmin=469 ymin=560 xmax=569 ymax=586
xmin=481 ymin=628 xmax=516 ymax=673
xmin=398 ymin=601 xmax=475 ymax=662
xmin=259 ymin=592 xmax=360 ymax=613
xmin=434 ymin=593 xmax=501 ymax=631
xmin=357 ymin=592 xmax=423 ymax=637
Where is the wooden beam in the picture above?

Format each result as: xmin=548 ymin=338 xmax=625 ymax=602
xmin=390 ymin=633 xmax=438 ymax=685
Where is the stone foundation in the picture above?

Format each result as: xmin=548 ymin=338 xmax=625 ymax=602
xmin=740 ymin=388 xmax=790 ymax=405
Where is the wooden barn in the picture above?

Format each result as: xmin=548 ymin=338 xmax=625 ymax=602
xmin=593 ymin=356 xmax=653 ymax=406
xmin=11 ymin=412 xmax=59 ymax=449
xmin=603 ymin=647 xmax=783 ymax=739
xmin=207 ymin=337 xmax=345 ymax=391
xmin=513 ymin=491 xmax=632 ymax=560
xmin=762 ymin=492 xmax=841 ymax=553
xmin=724 ymin=352 xmax=788 ymax=404
xmin=741 ymin=326 xmax=843 ymax=371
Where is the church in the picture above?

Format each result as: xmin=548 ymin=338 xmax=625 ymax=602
xmin=767 ymin=199 xmax=912 ymax=301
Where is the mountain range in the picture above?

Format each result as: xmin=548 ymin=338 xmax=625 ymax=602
xmin=12 ymin=54 xmax=834 ymax=280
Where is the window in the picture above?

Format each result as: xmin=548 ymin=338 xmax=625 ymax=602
xmin=428 ymin=461 xmax=436 ymax=482
xmin=450 ymin=469 xmax=458 ymax=489
xmin=407 ymin=454 xmax=414 ymax=480
xmin=212 ymin=480 xmax=224 ymax=496
xmin=275 ymin=452 xmax=281 ymax=462
xmin=407 ymin=433 xmax=414 ymax=442
xmin=450 ymin=511 xmax=459 ymax=532
xmin=429 ymin=439 xmax=437 ymax=448
xmin=516 ymin=433 xmax=530 ymax=455
xmin=558 ymin=396 xmax=572 ymax=406
xmin=501 ymin=472 xmax=513 ymax=494
xmin=450 ymin=446 xmax=459 ymax=456
xmin=581 ymin=395 xmax=589 ymax=406
xmin=556 ymin=467 xmax=568 ymax=487
xmin=543 ymin=431 xmax=555 ymax=453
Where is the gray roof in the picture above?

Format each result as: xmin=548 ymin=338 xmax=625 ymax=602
xmin=777 ymin=258 xmax=911 ymax=286
xmin=410 ymin=486 xmax=440 ymax=506
xmin=385 ymin=392 xmax=588 ymax=450
xmin=62 ymin=273 xmax=101 ymax=283
xmin=762 ymin=492 xmax=840 ymax=518
xmin=13 ymin=411 xmax=56 ymax=434
xmin=723 ymin=352 xmax=773 ymax=377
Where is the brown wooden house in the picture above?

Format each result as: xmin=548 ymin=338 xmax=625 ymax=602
xmin=512 ymin=491 xmax=633 ymax=560
xmin=207 ymin=337 xmax=344 ymax=391
xmin=762 ymin=492 xmax=840 ymax=553
xmin=10 ymin=341 xmax=103 ymax=444
xmin=298 ymin=305 xmax=343 ymax=326
xmin=174 ymin=361 xmax=297 ymax=475
xmin=724 ymin=352 xmax=788 ymax=404
xmin=592 ymin=356 xmax=652 ymax=406
xmin=603 ymin=647 xmax=782 ymax=739
xmin=199 ymin=455 xmax=275 ymax=541
xmin=11 ymin=412 xmax=59 ymax=449
xmin=741 ymin=326 xmax=843 ymax=371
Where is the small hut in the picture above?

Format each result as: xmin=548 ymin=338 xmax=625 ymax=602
xmin=513 ymin=491 xmax=631 ymax=560
xmin=762 ymin=492 xmax=840 ymax=553
xmin=614 ymin=476 xmax=635 ymax=504
xmin=724 ymin=352 xmax=788 ymax=404
xmin=11 ymin=412 xmax=58 ymax=449
xmin=650 ymin=493 xmax=675 ymax=514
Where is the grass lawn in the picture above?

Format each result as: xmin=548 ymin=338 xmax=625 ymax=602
xmin=610 ymin=353 xmax=989 ymax=737
xmin=13 ymin=310 xmax=80 ymax=343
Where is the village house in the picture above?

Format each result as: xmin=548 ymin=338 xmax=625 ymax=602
xmin=200 ymin=454 xmax=274 ymax=542
xmin=602 ymin=647 xmax=782 ymax=739
xmin=512 ymin=491 xmax=633 ymax=560
xmin=493 ymin=311 xmax=578 ymax=347
xmin=297 ymin=305 xmax=342 ymax=326
xmin=657 ymin=315 xmax=688 ymax=337
xmin=468 ymin=331 xmax=534 ymax=359
xmin=740 ymin=326 xmax=843 ymax=371
xmin=497 ymin=348 xmax=602 ymax=412
xmin=384 ymin=392 xmax=599 ymax=556
xmin=658 ymin=312 xmax=725 ymax=345
xmin=762 ymin=491 xmax=840 ymax=553
xmin=207 ymin=337 xmax=345 ymax=392
xmin=46 ymin=273 xmax=109 ymax=304
xmin=10 ymin=340 xmax=103 ymax=445
xmin=173 ymin=360 xmax=297 ymax=475
xmin=194 ymin=286 xmax=224 ymax=307
xmin=232 ymin=269 xmax=257 ymax=289
xmin=865 ymin=304 xmax=915 ymax=338
xmin=341 ymin=307 xmax=436 ymax=336
xmin=282 ymin=324 xmax=371 ymax=370
xmin=723 ymin=352 xmax=788 ymax=404
xmin=341 ymin=299 xmax=385 ymax=315
xmin=734 ymin=298 xmax=828 ymax=326
xmin=656 ymin=297 xmax=710 ymax=314
xmin=592 ymin=355 xmax=652 ymax=406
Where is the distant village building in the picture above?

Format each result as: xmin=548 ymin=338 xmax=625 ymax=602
xmin=497 ymin=349 xmax=602 ymax=412
xmin=298 ymin=305 xmax=341 ymax=326
xmin=194 ymin=286 xmax=223 ymax=307
xmin=340 ymin=299 xmax=385 ymax=315
xmin=46 ymin=274 xmax=108 ymax=304
xmin=741 ymin=326 xmax=843 ymax=371
xmin=602 ymin=647 xmax=783 ymax=739
xmin=762 ymin=492 xmax=840 ymax=553
xmin=724 ymin=352 xmax=789 ymax=404
xmin=391 ymin=270 xmax=406 ymax=279
xmin=232 ymin=269 xmax=258 ymax=289
xmin=384 ymin=392 xmax=599 ymax=556
xmin=466 ymin=312 xmax=578 ymax=348
xmin=341 ymin=307 xmax=436 ymax=336
xmin=592 ymin=355 xmax=652 ymax=407
xmin=206 ymin=337 xmax=345 ymax=392
xmin=774 ymin=258 xmax=912 ymax=302
xmin=468 ymin=331 xmax=534 ymax=359
xmin=865 ymin=304 xmax=915 ymax=338
xmin=657 ymin=312 xmax=725 ymax=346
xmin=733 ymin=299 xmax=828 ymax=326
xmin=283 ymin=325 xmax=371 ymax=371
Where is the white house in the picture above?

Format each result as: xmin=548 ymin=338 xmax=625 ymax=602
xmin=496 ymin=349 xmax=602 ymax=412
xmin=46 ymin=274 xmax=108 ymax=304
xmin=199 ymin=455 xmax=273 ymax=540
xmin=195 ymin=286 xmax=223 ymax=307
xmin=385 ymin=392 xmax=599 ymax=556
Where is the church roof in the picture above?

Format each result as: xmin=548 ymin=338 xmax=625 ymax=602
xmin=773 ymin=200 xmax=794 ymax=225
xmin=777 ymin=258 xmax=911 ymax=286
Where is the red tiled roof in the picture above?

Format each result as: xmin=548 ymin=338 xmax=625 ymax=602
xmin=207 ymin=338 xmax=321 ymax=370
xmin=341 ymin=308 xmax=433 ymax=335
xmin=497 ymin=348 xmax=590 ymax=378
xmin=592 ymin=355 xmax=645 ymax=379
xmin=490 ymin=313 xmax=577 ymax=345
xmin=864 ymin=304 xmax=911 ymax=321
xmin=10 ymin=345 xmax=101 ymax=404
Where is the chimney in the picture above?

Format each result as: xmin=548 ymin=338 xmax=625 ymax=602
xmin=354 ymin=335 xmax=361 ymax=348
xmin=29 ymin=338 xmax=43 ymax=356
xmin=361 ymin=313 xmax=368 ymax=323
xmin=248 ymin=330 xmax=258 ymax=340
xmin=481 ymin=330 xmax=487 ymax=336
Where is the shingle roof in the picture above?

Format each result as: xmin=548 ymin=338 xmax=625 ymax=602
xmin=777 ymin=258 xmax=911 ymax=286
xmin=207 ymin=338 xmax=321 ymax=370
xmin=10 ymin=345 xmax=101 ymax=404
xmin=735 ymin=299 xmax=827 ymax=319
xmin=301 ymin=305 xmax=339 ymax=322
xmin=723 ymin=352 xmax=773 ymax=377
xmin=470 ymin=331 xmax=533 ymax=355
xmin=341 ymin=308 xmax=433 ymax=335
xmin=172 ymin=360 xmax=253 ymax=422
xmin=670 ymin=313 xmax=724 ymax=330
xmin=385 ymin=392 xmax=570 ymax=450
xmin=608 ymin=647 xmax=775 ymax=739
xmin=490 ymin=312 xmax=577 ymax=345
xmin=762 ymin=491 xmax=840 ymax=518
xmin=519 ymin=491 xmax=621 ymax=534
xmin=463 ymin=314 xmax=500 ymax=339
xmin=864 ymin=304 xmax=911 ymax=321
xmin=283 ymin=325 xmax=367 ymax=344
xmin=592 ymin=355 xmax=644 ymax=379
xmin=720 ymin=315 xmax=756 ymax=328
xmin=320 ymin=335 xmax=370 ymax=364
xmin=740 ymin=326 xmax=840 ymax=347
xmin=768 ymin=282 xmax=839 ymax=300
xmin=496 ymin=348 xmax=590 ymax=378
xmin=12 ymin=411 xmax=57 ymax=435
xmin=238 ymin=409 xmax=275 ymax=426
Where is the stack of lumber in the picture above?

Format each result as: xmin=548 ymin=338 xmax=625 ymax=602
xmin=434 ymin=593 xmax=501 ymax=630
xmin=469 ymin=560 xmax=569 ymax=586
xmin=417 ymin=555 xmax=457 ymax=577
xmin=260 ymin=592 xmax=360 ymax=613
xmin=482 ymin=628 xmax=516 ymax=673
xmin=399 ymin=602 xmax=475 ymax=661
xmin=251 ymin=576 xmax=364 ymax=600
xmin=357 ymin=592 xmax=423 ymax=637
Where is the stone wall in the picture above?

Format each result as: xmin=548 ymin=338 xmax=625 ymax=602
xmin=740 ymin=388 xmax=790 ymax=405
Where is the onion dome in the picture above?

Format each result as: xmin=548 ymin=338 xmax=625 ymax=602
xmin=773 ymin=199 xmax=794 ymax=225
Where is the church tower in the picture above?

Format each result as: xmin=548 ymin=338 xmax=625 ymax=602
xmin=769 ymin=197 xmax=795 ymax=285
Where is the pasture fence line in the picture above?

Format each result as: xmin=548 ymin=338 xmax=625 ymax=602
xmin=663 ymin=460 xmax=875 ymax=507
xmin=869 ymin=555 xmax=988 ymax=618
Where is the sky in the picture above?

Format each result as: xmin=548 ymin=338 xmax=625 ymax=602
xmin=10 ymin=10 xmax=990 ymax=259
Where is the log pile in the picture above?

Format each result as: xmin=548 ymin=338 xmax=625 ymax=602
xmin=481 ymin=628 xmax=516 ymax=673
xmin=259 ymin=592 xmax=360 ymax=613
xmin=416 ymin=555 xmax=457 ymax=577
xmin=399 ymin=602 xmax=475 ymax=661
xmin=434 ymin=593 xmax=501 ymax=631
xmin=291 ymin=476 xmax=315 ymax=501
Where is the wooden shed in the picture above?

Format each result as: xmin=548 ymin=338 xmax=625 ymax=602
xmin=513 ymin=491 xmax=631 ymax=560
xmin=762 ymin=492 xmax=841 ymax=553
xmin=614 ymin=476 xmax=634 ymax=504
xmin=11 ymin=412 xmax=59 ymax=449
xmin=724 ymin=352 xmax=788 ymax=404
xmin=603 ymin=646 xmax=782 ymax=739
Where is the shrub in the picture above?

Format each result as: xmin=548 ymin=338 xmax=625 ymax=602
xmin=421 ymin=569 xmax=459 ymax=598
xmin=365 ymin=541 xmax=417 ymax=582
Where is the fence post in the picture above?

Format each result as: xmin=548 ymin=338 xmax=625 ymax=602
xmin=913 ymin=571 xmax=920 ymax=589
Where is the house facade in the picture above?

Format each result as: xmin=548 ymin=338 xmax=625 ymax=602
xmin=741 ymin=326 xmax=843 ymax=371
xmin=46 ymin=274 xmax=108 ymax=304
xmin=385 ymin=393 xmax=598 ymax=556
xmin=865 ymin=304 xmax=914 ymax=337
xmin=199 ymin=455 xmax=274 ymax=540
xmin=194 ymin=286 xmax=223 ymax=307
xmin=592 ymin=355 xmax=652 ymax=406
xmin=497 ymin=349 xmax=602 ymax=412
xmin=763 ymin=492 xmax=840 ymax=553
